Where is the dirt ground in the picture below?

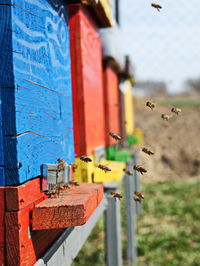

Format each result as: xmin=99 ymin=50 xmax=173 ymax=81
xmin=134 ymin=95 xmax=200 ymax=183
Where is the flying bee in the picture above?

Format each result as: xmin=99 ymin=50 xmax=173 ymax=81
xmin=57 ymin=158 xmax=66 ymax=172
xmin=171 ymin=107 xmax=181 ymax=115
xmin=80 ymin=156 xmax=92 ymax=163
xmin=133 ymin=165 xmax=147 ymax=175
xmin=108 ymin=131 xmax=121 ymax=141
xmin=98 ymin=164 xmax=111 ymax=173
xmin=134 ymin=191 xmax=144 ymax=199
xmin=110 ymin=192 xmax=123 ymax=200
xmin=68 ymin=180 xmax=79 ymax=186
xmin=123 ymin=168 xmax=133 ymax=175
xmin=161 ymin=114 xmax=170 ymax=121
xmin=146 ymin=101 xmax=155 ymax=111
xmin=142 ymin=147 xmax=154 ymax=156
xmin=133 ymin=196 xmax=141 ymax=202
xmin=151 ymin=3 xmax=162 ymax=12
xmin=167 ymin=136 xmax=173 ymax=140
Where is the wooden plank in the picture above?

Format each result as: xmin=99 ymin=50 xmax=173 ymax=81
xmin=103 ymin=63 xmax=120 ymax=146
xmin=0 ymin=0 xmax=75 ymax=186
xmin=69 ymin=5 xmax=106 ymax=156
xmin=105 ymin=190 xmax=122 ymax=266
xmin=5 ymin=178 xmax=45 ymax=211
xmin=124 ymin=162 xmax=137 ymax=263
xmin=34 ymin=199 xmax=107 ymax=266
xmin=32 ymin=183 xmax=103 ymax=230
xmin=0 ymin=187 xmax=5 ymax=264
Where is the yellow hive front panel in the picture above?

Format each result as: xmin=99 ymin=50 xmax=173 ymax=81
xmin=93 ymin=160 xmax=126 ymax=183
xmin=124 ymin=80 xmax=135 ymax=135
xmin=99 ymin=0 xmax=113 ymax=26
xmin=74 ymin=156 xmax=94 ymax=183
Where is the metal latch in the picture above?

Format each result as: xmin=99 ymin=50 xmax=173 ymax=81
xmin=41 ymin=163 xmax=70 ymax=191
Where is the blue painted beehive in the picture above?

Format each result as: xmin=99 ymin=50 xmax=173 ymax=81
xmin=0 ymin=0 xmax=74 ymax=186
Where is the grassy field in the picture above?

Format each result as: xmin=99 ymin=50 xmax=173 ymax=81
xmin=72 ymin=177 xmax=200 ymax=266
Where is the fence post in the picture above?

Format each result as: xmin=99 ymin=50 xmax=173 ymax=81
xmin=124 ymin=161 xmax=137 ymax=264
xmin=133 ymin=154 xmax=141 ymax=214
xmin=104 ymin=189 xmax=122 ymax=266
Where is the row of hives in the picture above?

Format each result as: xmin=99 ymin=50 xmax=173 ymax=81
xmin=0 ymin=0 xmax=142 ymax=187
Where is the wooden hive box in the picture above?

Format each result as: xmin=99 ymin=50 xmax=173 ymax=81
xmin=69 ymin=4 xmax=106 ymax=184
xmin=0 ymin=0 xmax=75 ymax=186
xmin=103 ymin=62 xmax=120 ymax=147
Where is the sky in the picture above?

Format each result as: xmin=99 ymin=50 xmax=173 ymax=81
xmin=120 ymin=0 xmax=200 ymax=93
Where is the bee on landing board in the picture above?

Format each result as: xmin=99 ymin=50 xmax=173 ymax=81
xmin=110 ymin=192 xmax=123 ymax=200
xmin=108 ymin=131 xmax=121 ymax=141
xmin=133 ymin=165 xmax=147 ymax=175
xmin=171 ymin=107 xmax=181 ymax=115
xmin=45 ymin=189 xmax=60 ymax=198
xmin=142 ymin=147 xmax=154 ymax=156
xmin=123 ymin=168 xmax=133 ymax=176
xmin=68 ymin=180 xmax=79 ymax=186
xmin=161 ymin=114 xmax=170 ymax=121
xmin=98 ymin=164 xmax=111 ymax=173
xmin=57 ymin=158 xmax=66 ymax=171
xmin=80 ymin=156 xmax=92 ymax=163
xmin=134 ymin=191 xmax=144 ymax=200
xmin=151 ymin=3 xmax=162 ymax=12
xmin=146 ymin=101 xmax=155 ymax=111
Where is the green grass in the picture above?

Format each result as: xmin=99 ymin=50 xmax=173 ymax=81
xmin=72 ymin=178 xmax=200 ymax=266
xmin=136 ymin=178 xmax=200 ymax=266
xmin=159 ymin=99 xmax=200 ymax=107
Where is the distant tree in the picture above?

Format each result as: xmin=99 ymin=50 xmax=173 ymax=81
xmin=186 ymin=78 xmax=200 ymax=92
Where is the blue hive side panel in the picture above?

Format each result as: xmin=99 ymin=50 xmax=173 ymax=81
xmin=0 ymin=0 xmax=17 ymax=186
xmin=4 ymin=0 xmax=74 ymax=185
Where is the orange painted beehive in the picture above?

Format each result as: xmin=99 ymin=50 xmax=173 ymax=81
xmin=103 ymin=62 xmax=120 ymax=146
xmin=69 ymin=5 xmax=106 ymax=157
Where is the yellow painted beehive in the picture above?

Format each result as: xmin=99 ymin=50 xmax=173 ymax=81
xmin=93 ymin=160 xmax=126 ymax=183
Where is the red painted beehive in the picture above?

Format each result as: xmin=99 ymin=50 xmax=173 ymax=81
xmin=103 ymin=62 xmax=120 ymax=146
xmin=69 ymin=5 xmax=106 ymax=157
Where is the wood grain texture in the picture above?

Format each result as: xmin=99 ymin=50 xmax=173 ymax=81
xmin=5 ymin=201 xmax=64 ymax=266
xmin=5 ymin=178 xmax=45 ymax=211
xmin=103 ymin=64 xmax=120 ymax=146
xmin=32 ymin=183 xmax=103 ymax=230
xmin=0 ymin=0 xmax=75 ymax=186
xmin=0 ymin=188 xmax=5 ymax=264
xmin=69 ymin=5 xmax=106 ymax=156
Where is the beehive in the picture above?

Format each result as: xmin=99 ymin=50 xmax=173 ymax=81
xmin=69 ymin=5 xmax=106 ymax=157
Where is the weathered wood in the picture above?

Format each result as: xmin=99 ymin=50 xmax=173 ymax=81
xmin=124 ymin=163 xmax=137 ymax=264
xmin=32 ymin=183 xmax=104 ymax=230
xmin=103 ymin=63 xmax=120 ymax=147
xmin=0 ymin=187 xmax=5 ymax=264
xmin=105 ymin=190 xmax=122 ymax=266
xmin=5 ymin=178 xmax=45 ymax=211
xmin=34 ymin=199 xmax=107 ymax=266
xmin=69 ymin=5 xmax=106 ymax=156
xmin=0 ymin=0 xmax=74 ymax=186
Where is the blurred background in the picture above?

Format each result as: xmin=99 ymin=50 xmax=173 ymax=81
xmin=73 ymin=1 xmax=200 ymax=265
